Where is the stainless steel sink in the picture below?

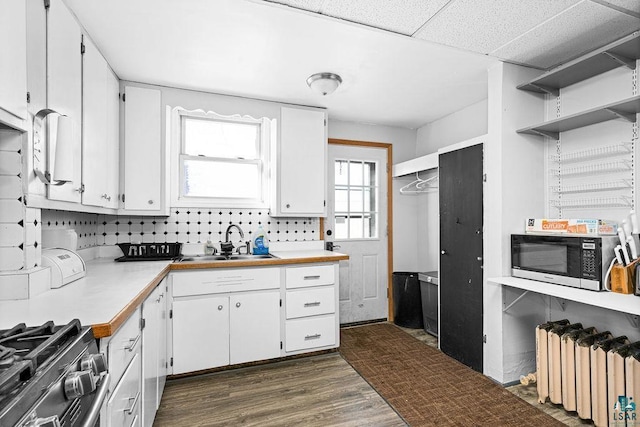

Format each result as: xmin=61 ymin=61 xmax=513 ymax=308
xmin=177 ymin=254 xmax=275 ymax=262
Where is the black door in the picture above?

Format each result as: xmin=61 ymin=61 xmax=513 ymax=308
xmin=439 ymin=144 xmax=483 ymax=372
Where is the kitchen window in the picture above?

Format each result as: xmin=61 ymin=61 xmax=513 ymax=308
xmin=176 ymin=110 xmax=273 ymax=207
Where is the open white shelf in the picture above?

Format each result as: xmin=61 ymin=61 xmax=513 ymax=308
xmin=488 ymin=276 xmax=640 ymax=316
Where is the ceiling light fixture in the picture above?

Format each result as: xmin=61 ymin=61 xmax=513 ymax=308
xmin=306 ymin=72 xmax=342 ymax=96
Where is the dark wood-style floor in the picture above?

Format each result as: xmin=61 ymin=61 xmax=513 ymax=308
xmin=154 ymin=353 xmax=407 ymax=426
xmin=155 ymin=325 xmax=588 ymax=426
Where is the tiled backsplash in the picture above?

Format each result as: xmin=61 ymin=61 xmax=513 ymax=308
xmin=42 ymin=208 xmax=320 ymax=250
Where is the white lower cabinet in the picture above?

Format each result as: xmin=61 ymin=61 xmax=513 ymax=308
xmin=107 ymin=352 xmax=141 ymax=427
xmin=229 ymin=292 xmax=281 ymax=365
xmin=172 ymin=294 xmax=230 ymax=374
xmin=101 ymin=307 xmax=141 ymax=427
xmin=285 ymin=315 xmax=336 ymax=352
xmin=141 ymin=282 xmax=168 ymax=427
xmin=170 ymin=267 xmax=281 ymax=375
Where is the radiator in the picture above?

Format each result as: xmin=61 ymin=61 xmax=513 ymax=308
xmin=536 ymin=321 xmax=640 ymax=427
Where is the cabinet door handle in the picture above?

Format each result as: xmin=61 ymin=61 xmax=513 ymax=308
xmin=304 ymin=334 xmax=321 ymax=340
xmin=124 ymin=334 xmax=141 ymax=352
xmin=125 ymin=391 xmax=141 ymax=415
xmin=303 ymin=275 xmax=321 ymax=280
xmin=218 ymin=305 xmax=223 ymax=311
xmin=304 ymin=302 xmax=321 ymax=307
xmin=235 ymin=302 xmax=241 ymax=308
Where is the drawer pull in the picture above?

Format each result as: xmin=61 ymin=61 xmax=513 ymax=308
xmin=304 ymin=334 xmax=321 ymax=340
xmin=125 ymin=391 xmax=141 ymax=415
xmin=124 ymin=334 xmax=141 ymax=352
xmin=303 ymin=275 xmax=321 ymax=280
xmin=304 ymin=302 xmax=321 ymax=307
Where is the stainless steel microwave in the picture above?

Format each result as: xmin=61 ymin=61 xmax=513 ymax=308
xmin=511 ymin=234 xmax=617 ymax=291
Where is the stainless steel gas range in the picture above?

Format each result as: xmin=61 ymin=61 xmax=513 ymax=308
xmin=0 ymin=319 xmax=109 ymax=427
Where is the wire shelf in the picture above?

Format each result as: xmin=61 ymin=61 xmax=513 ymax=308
xmin=550 ymin=160 xmax=632 ymax=177
xmin=549 ymin=142 xmax=633 ymax=164
xmin=549 ymin=180 xmax=633 ymax=194
xmin=550 ymin=196 xmax=632 ymax=209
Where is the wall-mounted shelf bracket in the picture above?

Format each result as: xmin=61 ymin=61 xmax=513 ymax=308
xmin=531 ymin=129 xmax=560 ymax=140
xmin=603 ymin=52 xmax=636 ymax=70
xmin=626 ymin=314 xmax=640 ymax=328
xmin=605 ymin=108 xmax=636 ymax=123
xmin=503 ymin=290 xmax=530 ymax=312
xmin=553 ymin=297 xmax=567 ymax=312
xmin=530 ymin=83 xmax=559 ymax=97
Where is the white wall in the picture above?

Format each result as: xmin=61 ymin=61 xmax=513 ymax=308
xmin=328 ymin=120 xmax=418 ymax=272
xmin=413 ymin=99 xmax=488 ymax=273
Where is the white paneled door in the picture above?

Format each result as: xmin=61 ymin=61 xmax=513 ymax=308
xmin=327 ymin=143 xmax=389 ymax=324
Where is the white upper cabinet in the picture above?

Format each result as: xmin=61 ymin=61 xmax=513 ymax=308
xmin=82 ymin=36 xmax=119 ymax=209
xmin=47 ymin=0 xmax=82 ymax=203
xmin=122 ymin=85 xmax=166 ymax=214
xmin=0 ymin=0 xmax=27 ymax=129
xmin=271 ymin=106 xmax=327 ymax=217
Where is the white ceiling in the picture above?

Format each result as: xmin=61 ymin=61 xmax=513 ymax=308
xmin=64 ymin=0 xmax=639 ymax=129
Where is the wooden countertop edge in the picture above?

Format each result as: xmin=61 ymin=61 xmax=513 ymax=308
xmin=169 ymin=254 xmax=349 ymax=270
xmin=91 ymin=264 xmax=171 ymax=339
xmin=91 ymin=255 xmax=349 ymax=338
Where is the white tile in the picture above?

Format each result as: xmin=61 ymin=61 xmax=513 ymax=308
xmin=0 ymin=272 xmax=29 ymax=300
xmin=26 ymin=222 xmax=36 ymax=246
xmin=104 ymin=233 xmax=118 ymax=246
xmin=25 ymin=245 xmax=36 ymax=269
xmin=492 ymin=1 xmax=640 ymax=69
xmin=0 ymin=200 xmax=24 ymax=223
xmin=0 ymin=152 xmax=21 ymax=175
xmin=0 ymin=176 xmax=21 ymax=199
xmin=29 ymin=267 xmax=51 ymax=297
xmin=0 ymin=224 xmax=24 ymax=247
xmin=0 ymin=130 xmax=22 ymax=152
xmin=322 ymin=0 xmax=450 ymax=35
xmin=35 ymin=243 xmax=41 ymax=267
xmin=0 ymin=247 xmax=24 ymax=270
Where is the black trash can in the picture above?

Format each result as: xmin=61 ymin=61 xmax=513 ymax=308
xmin=392 ymin=272 xmax=424 ymax=329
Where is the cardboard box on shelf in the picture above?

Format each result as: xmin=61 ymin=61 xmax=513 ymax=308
xmin=525 ymin=219 xmax=618 ymax=235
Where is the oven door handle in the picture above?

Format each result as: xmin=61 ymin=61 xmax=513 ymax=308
xmin=80 ymin=372 xmax=111 ymax=427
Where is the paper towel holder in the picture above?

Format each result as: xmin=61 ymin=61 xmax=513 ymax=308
xmin=33 ymin=109 xmax=74 ymax=186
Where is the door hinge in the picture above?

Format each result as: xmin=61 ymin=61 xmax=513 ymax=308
xmin=140 ymin=318 xmax=146 ymax=330
xmin=77 ymin=183 xmax=85 ymax=194
xmin=26 ymin=92 xmax=30 ymax=104
xmin=43 ymin=0 xmax=50 ymax=9
xmin=169 ymin=309 xmax=172 ymax=319
xmin=483 ymin=334 xmax=487 ymax=343
xmin=121 ymin=193 xmax=125 ymax=203
xmin=280 ymin=341 xmax=283 ymax=350
xmin=122 ymin=93 xmax=126 ymax=102
xmin=483 ymin=173 xmax=487 ymax=182
xmin=170 ymin=357 xmax=173 ymax=367
xmin=324 ymin=119 xmax=327 ymax=126
xmin=165 ymin=362 xmax=168 ymax=368
xmin=80 ymin=42 xmax=85 ymax=55
xmin=279 ymin=299 xmax=282 ymax=307
xmin=324 ymin=200 xmax=326 ymax=207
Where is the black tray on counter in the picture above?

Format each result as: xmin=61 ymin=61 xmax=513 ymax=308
xmin=116 ymin=243 xmax=182 ymax=262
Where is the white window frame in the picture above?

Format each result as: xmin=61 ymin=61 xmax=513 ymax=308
xmin=170 ymin=108 xmax=274 ymax=208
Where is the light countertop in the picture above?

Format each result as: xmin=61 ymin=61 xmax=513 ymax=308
xmin=0 ymin=250 xmax=348 ymax=338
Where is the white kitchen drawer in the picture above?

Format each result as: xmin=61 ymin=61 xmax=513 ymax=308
xmin=107 ymin=352 xmax=141 ymax=427
xmin=285 ymin=315 xmax=336 ymax=352
xmin=172 ymin=267 xmax=280 ymax=296
xmin=107 ymin=307 xmax=141 ymax=387
xmin=285 ymin=265 xmax=334 ymax=289
xmin=286 ymin=287 xmax=335 ymax=319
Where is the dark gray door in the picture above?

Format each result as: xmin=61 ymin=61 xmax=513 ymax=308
xmin=439 ymin=144 xmax=483 ymax=372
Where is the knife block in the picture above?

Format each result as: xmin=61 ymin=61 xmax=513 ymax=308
xmin=610 ymin=258 xmax=638 ymax=294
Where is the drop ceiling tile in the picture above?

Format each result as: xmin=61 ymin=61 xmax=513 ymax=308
xmin=266 ymin=0 xmax=326 ymax=13
xmin=318 ymin=0 xmax=450 ymax=35
xmin=413 ymin=0 xmax=581 ymax=54
xmin=492 ymin=1 xmax=640 ymax=69
xmin=591 ymin=0 xmax=640 ymax=15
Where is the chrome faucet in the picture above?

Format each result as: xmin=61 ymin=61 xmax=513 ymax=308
xmin=222 ymin=224 xmax=250 ymax=254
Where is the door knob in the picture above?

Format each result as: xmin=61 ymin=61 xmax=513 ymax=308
xmin=477 ymin=256 xmax=483 ymax=261
xmin=441 ymin=250 xmax=447 ymax=255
